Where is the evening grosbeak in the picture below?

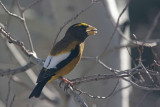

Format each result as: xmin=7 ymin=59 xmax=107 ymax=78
xmin=29 ymin=23 xmax=97 ymax=98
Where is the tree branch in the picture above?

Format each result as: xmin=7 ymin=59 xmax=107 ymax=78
xmin=71 ymin=73 xmax=128 ymax=85
xmin=0 ymin=1 xmax=24 ymax=21
xmin=0 ymin=62 xmax=34 ymax=76
xmin=0 ymin=26 xmax=43 ymax=65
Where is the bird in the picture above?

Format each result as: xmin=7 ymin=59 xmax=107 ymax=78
xmin=29 ymin=23 xmax=97 ymax=98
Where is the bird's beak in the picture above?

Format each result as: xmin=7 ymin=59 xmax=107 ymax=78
xmin=86 ymin=25 xmax=97 ymax=36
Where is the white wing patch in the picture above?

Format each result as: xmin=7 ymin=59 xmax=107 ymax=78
xmin=43 ymin=52 xmax=71 ymax=69
xmin=43 ymin=56 xmax=52 ymax=68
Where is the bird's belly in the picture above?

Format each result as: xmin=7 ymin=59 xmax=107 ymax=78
xmin=47 ymin=55 xmax=81 ymax=83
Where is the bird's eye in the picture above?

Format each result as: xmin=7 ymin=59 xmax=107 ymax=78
xmin=79 ymin=27 xmax=86 ymax=32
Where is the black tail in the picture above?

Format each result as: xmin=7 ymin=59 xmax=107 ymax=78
xmin=29 ymin=80 xmax=48 ymax=99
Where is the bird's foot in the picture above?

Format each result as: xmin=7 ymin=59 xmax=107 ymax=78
xmin=59 ymin=77 xmax=73 ymax=91
xmin=61 ymin=77 xmax=72 ymax=85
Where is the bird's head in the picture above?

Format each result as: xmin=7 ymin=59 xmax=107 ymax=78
xmin=65 ymin=23 xmax=97 ymax=42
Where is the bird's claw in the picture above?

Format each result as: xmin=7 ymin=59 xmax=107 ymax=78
xmin=64 ymin=84 xmax=70 ymax=91
xmin=59 ymin=77 xmax=73 ymax=91
xmin=59 ymin=80 xmax=64 ymax=88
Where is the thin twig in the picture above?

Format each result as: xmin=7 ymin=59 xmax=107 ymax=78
xmin=5 ymin=0 xmax=16 ymax=30
xmin=0 ymin=1 xmax=24 ymax=21
xmin=22 ymin=0 xmax=43 ymax=12
xmin=139 ymin=61 xmax=155 ymax=85
xmin=72 ymin=80 xmax=120 ymax=99
xmin=0 ymin=27 xmax=30 ymax=56
xmin=71 ymin=73 xmax=129 ymax=85
xmin=119 ymin=28 xmax=157 ymax=47
xmin=98 ymin=0 xmax=130 ymax=59
xmin=145 ymin=11 xmax=160 ymax=40
xmin=113 ymin=84 xmax=132 ymax=96
xmin=98 ymin=60 xmax=120 ymax=73
xmin=5 ymin=77 xmax=12 ymax=107
xmin=104 ymin=84 xmax=132 ymax=105
xmin=122 ymin=78 xmax=160 ymax=91
xmin=135 ymin=91 xmax=152 ymax=107
xmin=0 ymin=27 xmax=43 ymax=65
xmin=57 ymin=80 xmax=88 ymax=107
xmin=102 ymin=0 xmax=157 ymax=47
xmin=74 ymin=88 xmax=107 ymax=99
xmin=15 ymin=0 xmax=35 ymax=52
xmin=9 ymin=95 xmax=15 ymax=107
xmin=73 ymin=80 xmax=119 ymax=99
xmin=98 ymin=59 xmax=142 ymax=75
xmin=68 ymin=86 xmax=88 ymax=107
xmin=52 ymin=1 xmax=98 ymax=46
xmin=0 ymin=62 xmax=34 ymax=76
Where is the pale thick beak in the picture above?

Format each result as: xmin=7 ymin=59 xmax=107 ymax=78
xmin=86 ymin=25 xmax=97 ymax=36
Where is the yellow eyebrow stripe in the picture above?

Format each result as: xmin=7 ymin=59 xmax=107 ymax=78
xmin=74 ymin=23 xmax=88 ymax=27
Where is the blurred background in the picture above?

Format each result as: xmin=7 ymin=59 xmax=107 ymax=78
xmin=0 ymin=0 xmax=160 ymax=107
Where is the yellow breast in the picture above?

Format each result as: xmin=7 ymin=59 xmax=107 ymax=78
xmin=47 ymin=43 xmax=84 ymax=83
